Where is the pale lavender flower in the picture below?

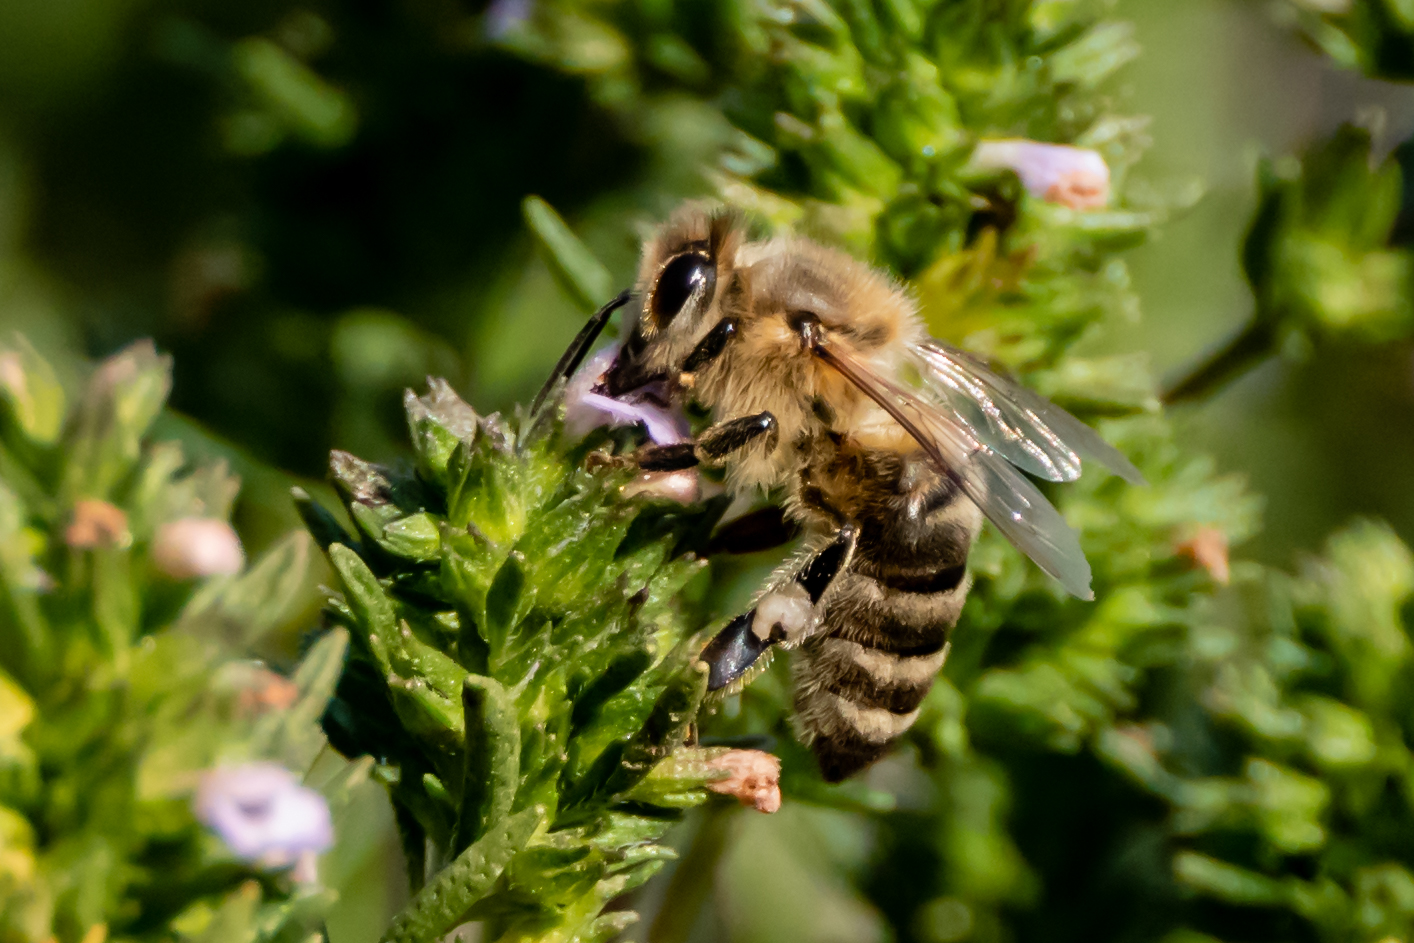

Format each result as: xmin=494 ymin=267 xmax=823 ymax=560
xmin=563 ymin=344 xmax=689 ymax=445
xmin=484 ymin=0 xmax=532 ymax=40
xmin=152 ymin=518 xmax=245 ymax=579
xmin=971 ymin=139 xmax=1111 ymax=210
xmin=195 ymin=763 xmax=333 ymax=882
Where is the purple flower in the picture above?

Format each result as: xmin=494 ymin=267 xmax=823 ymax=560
xmin=195 ymin=763 xmax=332 ymax=882
xmin=563 ymin=344 xmax=689 ymax=445
xmin=971 ymin=139 xmax=1110 ymax=210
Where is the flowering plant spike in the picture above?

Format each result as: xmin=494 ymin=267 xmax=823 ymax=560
xmin=301 ymin=382 xmax=757 ymax=943
xmin=0 ymin=339 xmax=353 ymax=943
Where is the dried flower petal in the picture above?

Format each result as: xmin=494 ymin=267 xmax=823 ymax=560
xmin=232 ymin=665 xmax=301 ymax=715
xmin=153 ymin=518 xmax=245 ymax=579
xmin=1177 ymin=527 xmax=1230 ymax=584
xmin=66 ymin=500 xmax=131 ymax=550
xmin=972 ymin=139 xmax=1110 ymax=210
xmin=563 ymin=344 xmax=689 ymax=444
xmin=195 ymin=763 xmax=333 ymax=879
xmin=705 ymin=749 xmax=781 ymax=813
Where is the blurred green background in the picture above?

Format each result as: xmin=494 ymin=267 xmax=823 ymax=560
xmin=4 ymin=0 xmax=1414 ymax=940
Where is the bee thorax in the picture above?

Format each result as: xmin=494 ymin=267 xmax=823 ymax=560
xmin=752 ymin=585 xmax=813 ymax=643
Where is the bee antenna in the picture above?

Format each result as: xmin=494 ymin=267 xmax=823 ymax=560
xmin=529 ymin=289 xmax=633 ymax=418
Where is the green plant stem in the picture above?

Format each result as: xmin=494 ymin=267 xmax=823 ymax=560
xmin=647 ymin=804 xmax=736 ymax=943
xmin=1161 ymin=318 xmax=1277 ymax=405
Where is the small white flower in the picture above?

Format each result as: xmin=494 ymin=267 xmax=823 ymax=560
xmin=195 ymin=763 xmax=333 ymax=881
xmin=152 ymin=518 xmax=245 ymax=579
xmin=563 ymin=345 xmax=689 ymax=445
xmin=971 ymin=139 xmax=1111 ymax=210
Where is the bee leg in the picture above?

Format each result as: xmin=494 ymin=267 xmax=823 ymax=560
xmin=611 ymin=411 xmax=779 ymax=472
xmin=706 ymin=506 xmax=797 ymax=555
xmin=679 ymin=317 xmax=738 ymax=382
xmin=701 ymin=525 xmax=858 ymax=691
xmin=697 ymin=411 xmax=779 ymax=461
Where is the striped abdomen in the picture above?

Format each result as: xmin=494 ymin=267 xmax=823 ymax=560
xmin=791 ymin=476 xmax=982 ymax=782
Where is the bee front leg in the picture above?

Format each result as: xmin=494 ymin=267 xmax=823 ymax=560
xmin=600 ymin=411 xmax=779 ymax=472
xmin=700 ymin=525 xmax=858 ymax=691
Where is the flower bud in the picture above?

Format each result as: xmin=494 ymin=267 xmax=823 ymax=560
xmin=1177 ymin=527 xmax=1230 ymax=584
xmin=153 ymin=517 xmax=245 ymax=579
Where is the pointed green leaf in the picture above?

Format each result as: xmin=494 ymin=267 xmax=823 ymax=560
xmin=522 ymin=196 xmax=613 ymax=312
xmin=381 ymin=805 xmax=545 ymax=943
xmin=179 ymin=530 xmax=314 ymax=646
xmin=0 ymin=336 xmax=65 ymax=446
xmin=456 ymin=675 xmax=521 ymax=850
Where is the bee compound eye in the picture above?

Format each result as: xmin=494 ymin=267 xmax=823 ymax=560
xmin=651 ymin=253 xmax=716 ymax=327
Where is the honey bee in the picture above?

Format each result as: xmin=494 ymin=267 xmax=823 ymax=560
xmin=538 ymin=205 xmax=1143 ymax=782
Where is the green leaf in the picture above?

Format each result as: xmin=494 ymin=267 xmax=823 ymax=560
xmin=62 ymin=340 xmax=172 ymax=502
xmin=522 ymin=196 xmax=614 ymax=312
xmin=563 ymin=653 xmax=707 ymax=814
xmin=380 ymin=512 xmax=442 ymax=562
xmin=233 ymin=37 xmax=356 ymax=147
xmin=328 ymin=542 xmax=398 ymax=671
xmin=456 ymin=675 xmax=521 ymax=850
xmin=0 ymin=336 xmax=65 ymax=446
xmin=381 ymin=805 xmax=545 ymax=943
xmin=179 ymin=530 xmax=314 ymax=646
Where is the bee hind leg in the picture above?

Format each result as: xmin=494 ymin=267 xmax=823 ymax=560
xmin=700 ymin=525 xmax=857 ymax=691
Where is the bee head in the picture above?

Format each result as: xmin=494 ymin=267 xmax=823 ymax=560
xmin=602 ymin=206 xmax=740 ymax=397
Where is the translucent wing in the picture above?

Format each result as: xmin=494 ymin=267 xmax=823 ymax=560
xmin=814 ymin=340 xmax=1095 ymax=599
xmin=910 ymin=340 xmax=1146 ymax=485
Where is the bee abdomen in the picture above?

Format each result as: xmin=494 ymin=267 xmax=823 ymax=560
xmin=793 ymin=584 xmax=958 ymax=782
xmin=816 ymin=636 xmax=946 ymax=713
xmin=790 ymin=458 xmax=982 ymax=780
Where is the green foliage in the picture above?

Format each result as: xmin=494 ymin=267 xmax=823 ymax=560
xmin=1276 ymin=0 xmax=1414 ymax=81
xmin=0 ymin=341 xmax=352 ymax=943
xmin=302 ymin=381 xmax=740 ymax=943
xmin=6 ymin=1 xmax=1414 ymax=943
xmin=1167 ymin=123 xmax=1412 ymax=404
xmin=1117 ymin=519 xmax=1414 ymax=942
xmin=1246 ymin=125 xmax=1411 ymax=344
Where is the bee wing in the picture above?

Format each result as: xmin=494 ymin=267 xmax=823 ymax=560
xmin=911 ymin=341 xmax=1145 ymax=485
xmin=815 ymin=340 xmax=1095 ymax=600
